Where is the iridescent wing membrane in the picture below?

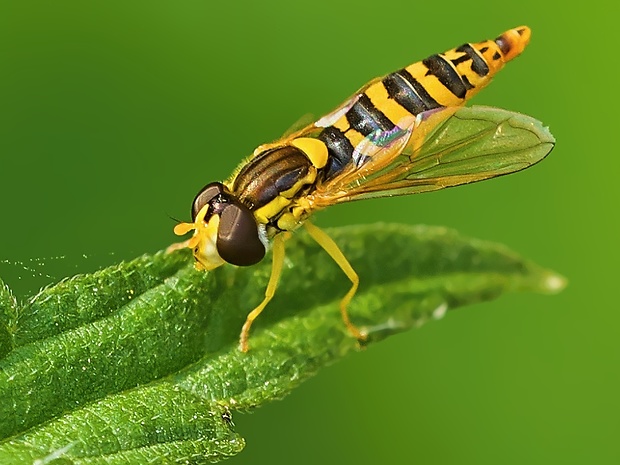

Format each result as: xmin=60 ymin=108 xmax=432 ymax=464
xmin=311 ymin=105 xmax=555 ymax=206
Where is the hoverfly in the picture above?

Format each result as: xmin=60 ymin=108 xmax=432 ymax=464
xmin=173 ymin=26 xmax=555 ymax=352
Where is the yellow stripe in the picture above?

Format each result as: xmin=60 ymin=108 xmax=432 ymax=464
xmin=333 ymin=116 xmax=349 ymax=133
xmin=254 ymin=195 xmax=291 ymax=224
xmin=344 ymin=127 xmax=365 ymax=149
xmin=364 ymin=82 xmax=413 ymax=125
xmin=441 ymin=49 xmax=463 ymax=61
xmin=404 ymin=61 xmax=458 ymax=107
xmin=442 ymin=46 xmax=486 ymax=90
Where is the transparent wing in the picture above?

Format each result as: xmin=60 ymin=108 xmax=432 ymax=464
xmin=281 ymin=113 xmax=316 ymax=138
xmin=312 ymin=105 xmax=555 ymax=206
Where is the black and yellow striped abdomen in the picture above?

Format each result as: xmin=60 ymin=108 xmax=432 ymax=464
xmin=319 ymin=26 xmax=531 ymax=178
xmin=227 ymin=26 xmax=532 ymax=232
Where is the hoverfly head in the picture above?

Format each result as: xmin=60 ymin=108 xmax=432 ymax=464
xmin=173 ymin=182 xmax=266 ymax=270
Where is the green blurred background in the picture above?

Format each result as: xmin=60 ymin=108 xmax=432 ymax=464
xmin=0 ymin=1 xmax=616 ymax=464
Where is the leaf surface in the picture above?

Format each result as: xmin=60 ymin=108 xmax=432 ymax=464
xmin=0 ymin=224 xmax=565 ymax=464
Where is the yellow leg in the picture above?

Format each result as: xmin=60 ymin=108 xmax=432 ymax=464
xmin=166 ymin=237 xmax=198 ymax=254
xmin=304 ymin=222 xmax=365 ymax=341
xmin=239 ymin=233 xmax=288 ymax=353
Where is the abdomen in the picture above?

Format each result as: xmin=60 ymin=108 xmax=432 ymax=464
xmin=227 ymin=26 xmax=532 ymax=231
xmin=318 ymin=26 xmax=532 ymax=178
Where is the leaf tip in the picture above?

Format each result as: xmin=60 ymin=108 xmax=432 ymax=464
xmin=540 ymin=271 xmax=567 ymax=294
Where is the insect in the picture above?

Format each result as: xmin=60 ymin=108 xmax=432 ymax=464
xmin=173 ymin=26 xmax=555 ymax=352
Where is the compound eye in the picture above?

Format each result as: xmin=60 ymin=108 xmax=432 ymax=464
xmin=192 ymin=182 xmax=225 ymax=221
xmin=216 ymin=203 xmax=265 ymax=266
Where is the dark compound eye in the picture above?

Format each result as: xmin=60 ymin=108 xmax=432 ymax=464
xmin=192 ymin=182 xmax=225 ymax=221
xmin=216 ymin=202 xmax=265 ymax=266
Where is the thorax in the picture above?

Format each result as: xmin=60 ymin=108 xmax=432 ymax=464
xmin=227 ymin=143 xmax=321 ymax=233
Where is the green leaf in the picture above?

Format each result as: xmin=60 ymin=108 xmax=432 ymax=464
xmin=0 ymin=280 xmax=18 ymax=359
xmin=0 ymin=224 xmax=565 ymax=464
